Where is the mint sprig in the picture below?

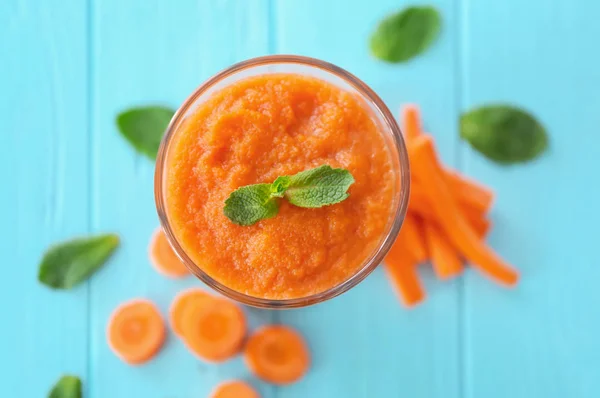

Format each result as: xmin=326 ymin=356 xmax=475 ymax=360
xmin=224 ymin=165 xmax=355 ymax=226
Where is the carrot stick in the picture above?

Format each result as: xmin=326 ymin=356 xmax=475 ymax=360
xmin=413 ymin=173 xmax=492 ymax=218
xmin=402 ymin=103 xmax=493 ymax=213
xmin=423 ymin=222 xmax=464 ymax=280
xmin=408 ymin=135 xmax=519 ymax=286
xmin=385 ymin=253 xmax=425 ymax=307
xmin=107 ymin=299 xmax=166 ymax=365
xmin=446 ymin=171 xmax=495 ymax=215
xmin=399 ymin=214 xmax=428 ymax=263
xmin=402 ymin=104 xmax=422 ymax=141
xmin=462 ymin=209 xmax=491 ymax=238
xmin=385 ymin=257 xmax=425 ymax=307
xmin=384 ymin=238 xmax=425 ymax=307
xmin=244 ymin=326 xmax=310 ymax=385
xmin=410 ymin=182 xmax=491 ymax=238
xmin=210 ymin=380 xmax=260 ymax=398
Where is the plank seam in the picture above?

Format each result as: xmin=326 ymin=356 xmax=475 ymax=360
xmin=85 ymin=0 xmax=95 ymax=395
xmin=455 ymin=0 xmax=469 ymax=396
xmin=267 ymin=4 xmax=280 ymax=398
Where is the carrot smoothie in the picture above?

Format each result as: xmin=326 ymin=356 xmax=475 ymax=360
xmin=163 ymin=72 xmax=397 ymax=300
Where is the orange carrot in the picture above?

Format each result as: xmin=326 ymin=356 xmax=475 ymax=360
xmin=169 ymin=288 xmax=212 ymax=338
xmin=180 ymin=297 xmax=246 ymax=363
xmin=408 ymin=135 xmax=519 ymax=286
xmin=423 ymin=222 xmax=464 ymax=280
xmin=384 ymin=210 xmax=427 ymax=306
xmin=401 ymin=104 xmax=494 ymax=215
xmin=410 ymin=182 xmax=491 ymax=238
xmin=402 ymin=104 xmax=422 ymax=141
xmin=384 ymin=242 xmax=425 ymax=307
xmin=446 ymin=171 xmax=495 ymax=214
xmin=210 ymin=380 xmax=260 ymax=398
xmin=400 ymin=214 xmax=428 ymax=264
xmin=460 ymin=207 xmax=491 ymax=238
xmin=413 ymin=172 xmax=492 ymax=218
xmin=244 ymin=326 xmax=310 ymax=385
xmin=149 ymin=227 xmax=189 ymax=278
xmin=107 ymin=299 xmax=166 ymax=365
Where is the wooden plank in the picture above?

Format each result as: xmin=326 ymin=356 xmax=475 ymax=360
xmin=88 ymin=1 xmax=272 ymax=397
xmin=274 ymin=1 xmax=461 ymax=397
xmin=0 ymin=0 xmax=90 ymax=395
xmin=461 ymin=0 xmax=600 ymax=396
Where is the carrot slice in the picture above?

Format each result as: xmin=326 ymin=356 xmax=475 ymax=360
xmin=180 ymin=297 xmax=246 ymax=363
xmin=149 ymin=227 xmax=189 ymax=278
xmin=402 ymin=104 xmax=422 ymax=141
xmin=408 ymin=135 xmax=519 ymax=286
xmin=384 ymin=233 xmax=425 ymax=307
xmin=244 ymin=326 xmax=310 ymax=385
xmin=423 ymin=222 xmax=464 ymax=280
xmin=107 ymin=299 xmax=166 ymax=365
xmin=210 ymin=380 xmax=260 ymax=398
xmin=169 ymin=288 xmax=212 ymax=337
xmin=400 ymin=214 xmax=428 ymax=263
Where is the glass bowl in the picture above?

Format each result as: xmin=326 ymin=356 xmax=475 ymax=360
xmin=155 ymin=55 xmax=410 ymax=308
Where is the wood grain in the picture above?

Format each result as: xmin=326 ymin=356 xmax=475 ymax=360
xmin=274 ymin=1 xmax=462 ymax=397
xmin=0 ymin=0 xmax=90 ymax=396
xmin=2 ymin=0 xmax=600 ymax=397
xmin=461 ymin=0 xmax=600 ymax=397
xmin=88 ymin=1 xmax=272 ymax=397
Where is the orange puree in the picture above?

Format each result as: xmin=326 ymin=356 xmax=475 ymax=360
xmin=165 ymin=73 xmax=395 ymax=299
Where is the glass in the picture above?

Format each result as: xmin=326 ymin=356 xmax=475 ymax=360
xmin=155 ymin=55 xmax=410 ymax=308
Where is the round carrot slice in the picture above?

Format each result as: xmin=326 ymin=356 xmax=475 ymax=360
xmin=107 ymin=299 xmax=166 ymax=365
xmin=210 ymin=380 xmax=260 ymax=398
xmin=149 ymin=227 xmax=189 ymax=278
xmin=180 ymin=297 xmax=246 ymax=362
xmin=169 ymin=288 xmax=212 ymax=337
xmin=244 ymin=326 xmax=310 ymax=385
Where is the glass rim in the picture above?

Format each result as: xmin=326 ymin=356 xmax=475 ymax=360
xmin=154 ymin=54 xmax=410 ymax=309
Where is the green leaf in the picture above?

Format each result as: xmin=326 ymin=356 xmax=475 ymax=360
xmin=38 ymin=234 xmax=120 ymax=289
xmin=285 ymin=165 xmax=355 ymax=208
xmin=116 ymin=106 xmax=175 ymax=160
xmin=271 ymin=176 xmax=291 ymax=198
xmin=48 ymin=375 xmax=82 ymax=398
xmin=370 ymin=6 xmax=441 ymax=63
xmin=460 ymin=104 xmax=549 ymax=164
xmin=224 ymin=184 xmax=280 ymax=226
xmin=223 ymin=166 xmax=355 ymax=225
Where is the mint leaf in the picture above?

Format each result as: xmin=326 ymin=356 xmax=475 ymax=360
xmin=460 ymin=104 xmax=548 ymax=164
xmin=38 ymin=234 xmax=120 ymax=289
xmin=116 ymin=106 xmax=175 ymax=160
xmin=224 ymin=184 xmax=280 ymax=226
xmin=285 ymin=165 xmax=355 ymax=208
xmin=271 ymin=176 xmax=291 ymax=198
xmin=49 ymin=375 xmax=82 ymax=398
xmin=223 ymin=166 xmax=354 ymax=225
xmin=370 ymin=6 xmax=441 ymax=63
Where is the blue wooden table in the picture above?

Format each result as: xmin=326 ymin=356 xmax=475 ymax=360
xmin=2 ymin=0 xmax=599 ymax=397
